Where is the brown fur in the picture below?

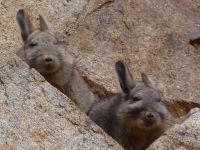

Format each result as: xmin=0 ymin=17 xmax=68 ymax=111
xmin=89 ymin=61 xmax=173 ymax=150
xmin=16 ymin=9 xmax=98 ymax=113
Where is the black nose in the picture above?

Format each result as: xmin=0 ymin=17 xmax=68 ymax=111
xmin=45 ymin=57 xmax=53 ymax=63
xmin=145 ymin=112 xmax=154 ymax=119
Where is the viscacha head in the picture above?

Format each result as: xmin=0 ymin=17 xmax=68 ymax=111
xmin=16 ymin=9 xmax=67 ymax=75
xmin=115 ymin=61 xmax=172 ymax=131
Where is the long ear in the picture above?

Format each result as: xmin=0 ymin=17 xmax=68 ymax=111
xmin=39 ymin=15 xmax=51 ymax=31
xmin=141 ymin=73 xmax=156 ymax=88
xmin=16 ymin=9 xmax=33 ymax=42
xmin=115 ymin=61 xmax=135 ymax=94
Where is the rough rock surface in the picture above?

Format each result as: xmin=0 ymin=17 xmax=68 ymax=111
xmin=148 ymin=108 xmax=200 ymax=150
xmin=1 ymin=0 xmax=200 ymax=111
xmin=0 ymin=51 xmax=122 ymax=149
xmin=65 ymin=0 xmax=200 ymax=105
xmin=1 ymin=0 xmax=200 ymax=149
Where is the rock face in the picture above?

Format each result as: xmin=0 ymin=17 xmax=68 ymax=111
xmin=0 ymin=51 xmax=122 ymax=149
xmin=148 ymin=108 xmax=200 ymax=150
xmin=66 ymin=0 xmax=200 ymax=106
xmin=0 ymin=0 xmax=200 ymax=149
xmin=1 ymin=0 xmax=200 ymax=113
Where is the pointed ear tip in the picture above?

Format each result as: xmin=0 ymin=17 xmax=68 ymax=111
xmin=115 ymin=60 xmax=125 ymax=67
xmin=16 ymin=9 xmax=30 ymax=22
xmin=141 ymin=72 xmax=147 ymax=77
xmin=39 ymin=14 xmax=43 ymax=17
xmin=18 ymin=9 xmax=24 ymax=13
xmin=39 ymin=14 xmax=51 ymax=31
xmin=39 ymin=15 xmax=48 ymax=22
xmin=115 ymin=61 xmax=124 ymax=71
xmin=17 ymin=9 xmax=25 ymax=18
xmin=141 ymin=72 xmax=149 ymax=82
xmin=17 ymin=9 xmax=28 ymax=15
xmin=116 ymin=60 xmax=123 ymax=63
xmin=39 ymin=15 xmax=44 ymax=20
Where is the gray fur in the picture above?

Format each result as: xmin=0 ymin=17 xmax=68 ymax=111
xmin=16 ymin=9 xmax=98 ymax=113
xmin=89 ymin=61 xmax=172 ymax=150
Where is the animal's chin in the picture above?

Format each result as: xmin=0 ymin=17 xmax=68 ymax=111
xmin=143 ymin=123 xmax=155 ymax=128
xmin=128 ymin=119 xmax=159 ymax=129
xmin=36 ymin=65 xmax=60 ymax=75
xmin=142 ymin=120 xmax=160 ymax=129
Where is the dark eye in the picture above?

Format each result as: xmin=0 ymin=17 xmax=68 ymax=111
xmin=29 ymin=42 xmax=38 ymax=47
xmin=53 ymin=41 xmax=59 ymax=45
xmin=131 ymin=97 xmax=140 ymax=102
xmin=156 ymin=99 xmax=161 ymax=102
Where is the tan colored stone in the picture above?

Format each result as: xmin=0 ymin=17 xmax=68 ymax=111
xmin=148 ymin=108 xmax=200 ymax=150
xmin=0 ymin=51 xmax=122 ymax=149
xmin=1 ymin=0 xmax=200 ymax=149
